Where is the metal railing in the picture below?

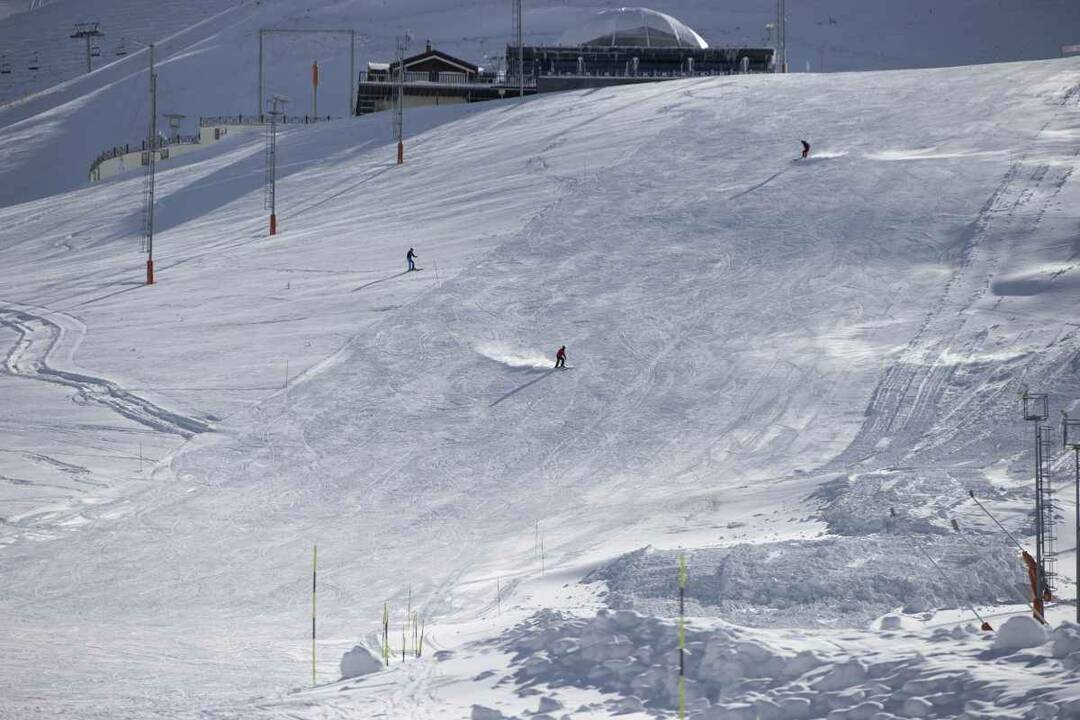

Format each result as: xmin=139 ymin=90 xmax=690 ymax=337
xmin=199 ymin=114 xmax=335 ymax=127
xmin=89 ymin=134 xmax=200 ymax=179
xmin=358 ymin=70 xmax=516 ymax=87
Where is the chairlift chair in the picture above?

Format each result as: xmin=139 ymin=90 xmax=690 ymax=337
xmin=28 ymin=52 xmax=39 ymax=71
xmin=115 ymin=40 xmax=127 ymax=57
xmin=0 ymin=55 xmax=10 ymax=74
xmin=91 ymin=44 xmax=101 ymax=58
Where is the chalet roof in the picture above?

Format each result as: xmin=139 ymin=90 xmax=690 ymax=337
xmin=391 ymin=45 xmax=479 ymax=74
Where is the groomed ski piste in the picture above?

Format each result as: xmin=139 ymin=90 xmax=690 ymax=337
xmin=3 ymin=2 xmax=1080 ymax=719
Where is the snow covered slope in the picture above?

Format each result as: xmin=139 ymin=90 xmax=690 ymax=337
xmin=2 ymin=0 xmax=1080 ymax=208
xmin=2 ymin=52 xmax=1080 ymax=718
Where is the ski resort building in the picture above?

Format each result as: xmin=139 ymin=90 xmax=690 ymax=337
xmin=354 ymin=7 xmax=773 ymax=115
xmin=355 ymin=42 xmax=516 ymax=115
xmin=517 ymin=7 xmax=774 ymax=93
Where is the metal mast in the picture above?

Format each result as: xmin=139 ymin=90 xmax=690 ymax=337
xmin=1063 ymin=412 xmax=1080 ymax=623
xmin=70 ymin=22 xmax=104 ymax=74
xmin=1023 ymin=390 xmax=1057 ymax=600
xmin=394 ymin=35 xmax=408 ymax=164
xmin=776 ymin=0 xmax=786 ymax=73
xmin=142 ymin=43 xmax=157 ymax=285
xmin=264 ymin=95 xmax=286 ymax=235
xmin=512 ymin=0 xmax=524 ymax=97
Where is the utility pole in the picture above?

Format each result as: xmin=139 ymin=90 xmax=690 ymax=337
xmin=394 ymin=35 xmax=409 ymax=164
xmin=70 ymin=22 xmax=104 ymax=74
xmin=144 ymin=43 xmax=157 ymax=284
xmin=257 ymin=29 xmax=264 ymax=118
xmin=265 ymin=94 xmax=287 ymax=235
xmin=349 ymin=31 xmax=356 ymax=116
xmin=512 ymin=0 xmax=524 ymax=97
xmin=1063 ymin=412 xmax=1080 ymax=624
xmin=776 ymin=0 xmax=786 ymax=73
xmin=311 ymin=60 xmax=319 ymax=119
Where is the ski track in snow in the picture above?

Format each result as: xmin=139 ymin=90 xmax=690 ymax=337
xmin=0 ymin=300 xmax=211 ymax=437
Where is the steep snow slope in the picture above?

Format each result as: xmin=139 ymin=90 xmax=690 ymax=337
xmin=1 ymin=56 xmax=1080 ymax=718
xmin=2 ymin=0 xmax=1080 ymax=207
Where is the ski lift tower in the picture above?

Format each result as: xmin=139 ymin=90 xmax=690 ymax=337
xmin=125 ymin=39 xmax=157 ymax=283
xmin=264 ymin=94 xmax=288 ymax=236
xmin=1023 ymin=389 xmax=1057 ymax=601
xmin=1062 ymin=411 xmax=1080 ymax=623
xmin=70 ymin=22 xmax=104 ymax=74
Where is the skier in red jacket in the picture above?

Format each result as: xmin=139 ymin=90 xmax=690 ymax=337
xmin=555 ymin=346 xmax=566 ymax=369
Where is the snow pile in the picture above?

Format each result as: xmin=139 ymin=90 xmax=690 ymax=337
xmin=339 ymin=645 xmax=382 ymax=680
xmin=494 ymin=610 xmax=1078 ymax=719
xmin=1052 ymin=623 xmax=1080 ymax=669
xmin=587 ymin=538 xmax=1026 ymax=627
xmin=992 ymin=616 xmax=1049 ymax=651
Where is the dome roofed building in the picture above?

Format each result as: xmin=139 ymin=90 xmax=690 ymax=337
xmin=559 ymin=7 xmax=708 ymax=50
xmin=512 ymin=6 xmax=775 ymax=94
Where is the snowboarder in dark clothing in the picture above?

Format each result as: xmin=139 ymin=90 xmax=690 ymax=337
xmin=555 ymin=346 xmax=566 ymax=369
xmin=800 ymin=140 xmax=810 ymax=159
xmin=406 ymin=248 xmax=418 ymax=271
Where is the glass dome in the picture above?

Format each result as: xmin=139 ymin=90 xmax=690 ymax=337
xmin=558 ymin=7 xmax=708 ymax=49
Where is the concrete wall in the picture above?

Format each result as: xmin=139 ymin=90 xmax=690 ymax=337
xmin=373 ymin=94 xmax=467 ymax=113
xmin=90 ymin=124 xmax=261 ymax=182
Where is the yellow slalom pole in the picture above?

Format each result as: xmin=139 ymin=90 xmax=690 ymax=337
xmin=312 ymin=544 xmax=317 ymax=687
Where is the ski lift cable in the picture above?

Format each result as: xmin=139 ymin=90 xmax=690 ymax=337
xmin=889 ymin=508 xmax=993 ymax=629
xmin=967 ymin=490 xmax=1027 ymax=555
xmin=949 ymin=516 xmax=1036 ymax=614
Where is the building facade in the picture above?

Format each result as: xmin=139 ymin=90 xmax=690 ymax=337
xmin=355 ymin=8 xmax=774 ymax=115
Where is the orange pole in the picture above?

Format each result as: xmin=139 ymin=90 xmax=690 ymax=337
xmin=269 ymin=213 xmax=277 ymax=236
xmin=1023 ymin=551 xmax=1046 ymax=623
xmin=397 ymin=141 xmax=403 ymax=165
xmin=146 ymin=259 xmax=154 ymax=285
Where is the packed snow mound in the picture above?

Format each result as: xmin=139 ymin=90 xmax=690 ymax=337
xmin=492 ymin=609 xmax=1079 ymax=719
xmin=992 ymin=615 xmax=1049 ymax=651
xmin=1053 ymin=623 xmax=1080 ymax=661
xmin=340 ymin=645 xmax=381 ymax=679
xmin=587 ymin=538 xmax=1027 ymax=627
